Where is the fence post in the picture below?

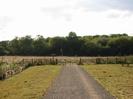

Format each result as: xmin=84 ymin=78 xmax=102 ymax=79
xmin=115 ymin=57 xmax=118 ymax=64
xmin=124 ymin=57 xmax=127 ymax=64
xmin=106 ymin=57 xmax=108 ymax=64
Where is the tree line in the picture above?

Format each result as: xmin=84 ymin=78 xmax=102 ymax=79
xmin=0 ymin=32 xmax=133 ymax=56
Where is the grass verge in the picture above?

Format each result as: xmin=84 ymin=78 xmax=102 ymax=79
xmin=0 ymin=65 xmax=61 ymax=99
xmin=82 ymin=64 xmax=133 ymax=99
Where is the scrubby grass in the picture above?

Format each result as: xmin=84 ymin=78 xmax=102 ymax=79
xmin=0 ymin=65 xmax=61 ymax=99
xmin=82 ymin=64 xmax=133 ymax=99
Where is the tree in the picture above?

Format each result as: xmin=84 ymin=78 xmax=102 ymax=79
xmin=108 ymin=37 xmax=130 ymax=56
xmin=66 ymin=32 xmax=82 ymax=56
xmin=10 ymin=37 xmax=21 ymax=55
xmin=33 ymin=35 xmax=49 ymax=55
xmin=0 ymin=33 xmax=132 ymax=56
xmin=49 ymin=37 xmax=66 ymax=56
xmin=19 ymin=36 xmax=33 ymax=55
xmin=68 ymin=32 xmax=77 ymax=39
xmin=0 ymin=41 xmax=10 ymax=55
xmin=0 ymin=46 xmax=7 ymax=55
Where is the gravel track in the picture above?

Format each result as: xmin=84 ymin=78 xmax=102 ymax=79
xmin=44 ymin=64 xmax=115 ymax=99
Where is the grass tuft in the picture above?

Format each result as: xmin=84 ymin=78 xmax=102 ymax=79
xmin=0 ymin=65 xmax=61 ymax=99
xmin=82 ymin=64 xmax=133 ymax=99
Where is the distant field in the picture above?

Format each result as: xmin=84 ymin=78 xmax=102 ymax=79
xmin=82 ymin=64 xmax=133 ymax=99
xmin=0 ymin=65 xmax=61 ymax=99
xmin=1 ymin=56 xmax=133 ymax=64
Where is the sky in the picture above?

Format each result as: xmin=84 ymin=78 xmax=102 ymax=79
xmin=0 ymin=0 xmax=133 ymax=41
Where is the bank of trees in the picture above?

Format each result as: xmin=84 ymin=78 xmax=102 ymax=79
xmin=0 ymin=32 xmax=133 ymax=56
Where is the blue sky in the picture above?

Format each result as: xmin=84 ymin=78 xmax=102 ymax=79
xmin=82 ymin=0 xmax=133 ymax=11
xmin=0 ymin=0 xmax=133 ymax=41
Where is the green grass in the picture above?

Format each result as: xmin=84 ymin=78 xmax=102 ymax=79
xmin=82 ymin=64 xmax=133 ymax=99
xmin=0 ymin=65 xmax=61 ymax=99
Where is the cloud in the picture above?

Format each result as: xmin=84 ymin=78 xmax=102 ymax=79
xmin=41 ymin=0 xmax=83 ymax=21
xmin=0 ymin=0 xmax=133 ymax=41
xmin=105 ymin=10 xmax=133 ymax=18
xmin=80 ymin=0 xmax=133 ymax=11
xmin=41 ymin=6 xmax=73 ymax=21
xmin=0 ymin=16 xmax=12 ymax=30
xmin=41 ymin=0 xmax=133 ymax=21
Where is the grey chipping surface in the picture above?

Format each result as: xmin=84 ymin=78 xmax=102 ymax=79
xmin=43 ymin=64 xmax=115 ymax=99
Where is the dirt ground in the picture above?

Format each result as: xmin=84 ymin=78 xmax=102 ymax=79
xmin=43 ymin=64 xmax=115 ymax=99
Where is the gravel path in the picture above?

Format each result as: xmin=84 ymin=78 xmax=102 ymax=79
xmin=43 ymin=64 xmax=115 ymax=99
